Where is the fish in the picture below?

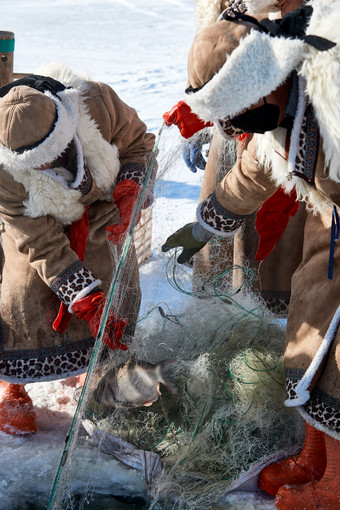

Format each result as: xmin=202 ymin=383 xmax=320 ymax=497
xmin=93 ymin=357 xmax=177 ymax=408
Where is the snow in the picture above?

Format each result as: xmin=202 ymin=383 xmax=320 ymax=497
xmin=0 ymin=1 xmax=276 ymax=508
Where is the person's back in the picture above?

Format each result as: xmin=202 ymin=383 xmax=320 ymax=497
xmin=0 ymin=66 xmax=156 ymax=435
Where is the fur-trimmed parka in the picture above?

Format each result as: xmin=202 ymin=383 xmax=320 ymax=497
xmin=0 ymin=65 xmax=156 ymax=383
xmin=193 ymin=0 xmax=340 ymax=438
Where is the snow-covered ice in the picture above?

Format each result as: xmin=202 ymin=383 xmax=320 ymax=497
xmin=0 ymin=1 xmax=277 ymax=508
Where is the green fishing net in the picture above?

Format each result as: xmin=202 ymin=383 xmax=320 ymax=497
xmin=47 ymin=133 xmax=303 ymax=510
xmin=85 ymin=283 xmax=303 ymax=508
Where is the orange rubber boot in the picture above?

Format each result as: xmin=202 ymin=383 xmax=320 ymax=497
xmin=276 ymin=433 xmax=340 ymax=509
xmin=0 ymin=382 xmax=37 ymax=435
xmin=78 ymin=372 xmax=87 ymax=387
xmin=259 ymin=422 xmax=326 ymax=496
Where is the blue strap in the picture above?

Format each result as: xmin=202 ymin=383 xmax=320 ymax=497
xmin=328 ymin=206 xmax=340 ymax=279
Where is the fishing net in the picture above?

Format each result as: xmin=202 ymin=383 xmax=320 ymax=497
xmin=46 ymin=129 xmax=304 ymax=510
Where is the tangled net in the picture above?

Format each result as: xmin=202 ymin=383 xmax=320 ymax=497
xmin=49 ymin=134 xmax=303 ymax=509
xmin=86 ymin=258 xmax=304 ymax=509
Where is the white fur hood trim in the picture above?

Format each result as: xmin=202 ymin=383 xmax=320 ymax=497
xmin=195 ymin=0 xmax=225 ymax=29
xmin=185 ymin=29 xmax=304 ymax=122
xmin=245 ymin=0 xmax=280 ymax=15
xmin=300 ymin=0 xmax=340 ymax=182
xmin=15 ymin=168 xmax=84 ymax=225
xmin=0 ymin=88 xmax=79 ymax=172
xmin=38 ymin=62 xmax=120 ymax=194
xmin=0 ymin=64 xmax=121 ymax=224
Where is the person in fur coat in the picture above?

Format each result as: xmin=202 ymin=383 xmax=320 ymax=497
xmin=162 ymin=3 xmax=340 ymax=508
xmin=0 ymin=65 xmax=156 ymax=435
xmin=165 ymin=0 xmax=308 ymax=318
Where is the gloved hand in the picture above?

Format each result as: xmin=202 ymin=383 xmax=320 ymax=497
xmin=183 ymin=139 xmax=207 ymax=173
xmin=162 ymin=222 xmax=212 ymax=264
xmin=72 ymin=291 xmax=128 ymax=351
xmin=106 ymin=179 xmax=142 ymax=244
xmin=53 ymin=208 xmax=90 ymax=333
xmin=163 ymin=101 xmax=213 ymax=139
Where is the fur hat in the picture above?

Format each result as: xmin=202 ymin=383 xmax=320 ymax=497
xmin=187 ymin=18 xmax=255 ymax=90
xmin=184 ymin=13 xmax=305 ymax=122
xmin=0 ymin=85 xmax=80 ymax=171
xmin=194 ymin=0 xmax=242 ymax=29
xmin=184 ymin=4 xmax=335 ymax=123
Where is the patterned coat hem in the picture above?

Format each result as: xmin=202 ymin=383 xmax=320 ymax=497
xmin=297 ymin=405 xmax=340 ymax=441
xmin=0 ymin=336 xmax=95 ymax=383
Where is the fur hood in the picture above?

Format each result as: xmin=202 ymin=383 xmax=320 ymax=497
xmin=256 ymin=0 xmax=340 ymax=212
xmin=0 ymin=63 xmax=120 ymax=225
xmin=195 ymin=0 xmax=226 ymax=29
xmin=186 ymin=0 xmax=340 ymax=213
xmin=185 ymin=25 xmax=304 ymax=121
xmin=186 ymin=0 xmax=340 ymax=129
xmin=300 ymin=0 xmax=340 ymax=183
xmin=38 ymin=63 xmax=121 ymax=194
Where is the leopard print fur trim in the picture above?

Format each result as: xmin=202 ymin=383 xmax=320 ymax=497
xmin=50 ymin=260 xmax=101 ymax=309
xmin=286 ymin=370 xmax=340 ymax=436
xmin=216 ymin=117 xmax=245 ymax=141
xmin=117 ymin=162 xmax=146 ymax=188
xmin=221 ymin=0 xmax=247 ymax=17
xmin=197 ymin=191 xmax=247 ymax=236
xmin=289 ymin=103 xmax=319 ymax=188
xmin=0 ymin=342 xmax=95 ymax=383
xmin=304 ymin=387 xmax=340 ymax=435
xmin=117 ymin=162 xmax=155 ymax=207
xmin=285 ymin=371 xmax=305 ymax=400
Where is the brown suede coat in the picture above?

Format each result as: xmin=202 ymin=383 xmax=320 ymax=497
xmin=195 ymin=130 xmax=306 ymax=316
xmin=215 ymin=131 xmax=340 ymax=436
xmin=0 ymin=81 xmax=155 ymax=383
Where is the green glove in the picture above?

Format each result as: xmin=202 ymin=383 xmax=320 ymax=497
xmin=161 ymin=222 xmax=209 ymax=264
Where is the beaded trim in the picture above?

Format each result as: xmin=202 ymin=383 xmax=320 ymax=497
xmin=291 ymin=103 xmax=319 ymax=187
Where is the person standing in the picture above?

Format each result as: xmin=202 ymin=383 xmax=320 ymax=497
xmin=162 ymin=4 xmax=340 ymax=507
xmin=164 ymin=0 xmax=308 ymax=318
xmin=0 ymin=65 xmax=156 ymax=435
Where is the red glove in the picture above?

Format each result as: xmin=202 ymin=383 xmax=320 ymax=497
xmin=53 ymin=208 xmax=90 ymax=333
xmin=163 ymin=101 xmax=213 ymax=139
xmin=255 ymin=187 xmax=299 ymax=261
xmin=106 ymin=179 xmax=142 ymax=244
xmin=72 ymin=291 xmax=128 ymax=351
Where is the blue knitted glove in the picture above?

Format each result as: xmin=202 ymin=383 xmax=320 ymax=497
xmin=182 ymin=139 xmax=207 ymax=173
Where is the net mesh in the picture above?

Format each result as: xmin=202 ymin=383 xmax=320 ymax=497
xmin=47 ymin=129 xmax=304 ymax=510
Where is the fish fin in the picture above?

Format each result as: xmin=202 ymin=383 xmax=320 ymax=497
xmin=158 ymin=359 xmax=178 ymax=394
xmin=126 ymin=354 xmax=137 ymax=367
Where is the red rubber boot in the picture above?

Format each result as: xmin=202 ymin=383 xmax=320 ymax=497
xmin=259 ymin=422 xmax=326 ymax=496
xmin=0 ymin=381 xmax=37 ymax=435
xmin=276 ymin=432 xmax=340 ymax=509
